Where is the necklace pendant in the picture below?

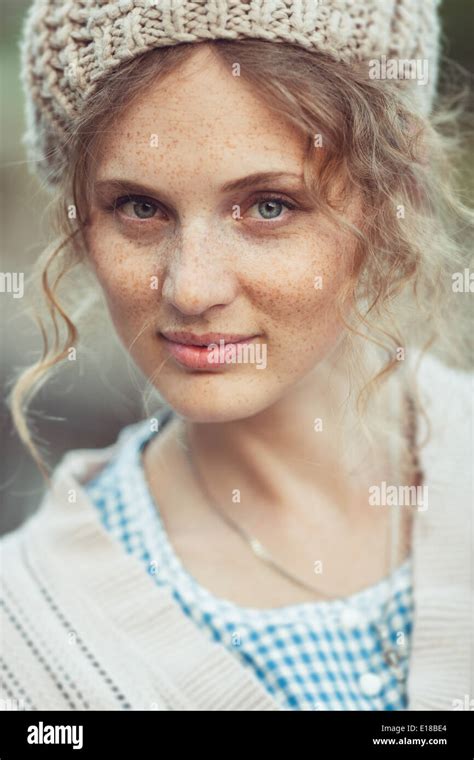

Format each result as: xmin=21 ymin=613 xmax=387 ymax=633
xmin=249 ymin=537 xmax=266 ymax=558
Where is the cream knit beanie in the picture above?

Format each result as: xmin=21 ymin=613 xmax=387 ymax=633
xmin=19 ymin=0 xmax=442 ymax=188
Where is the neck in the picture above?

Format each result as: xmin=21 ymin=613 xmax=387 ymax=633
xmin=179 ymin=346 xmax=407 ymax=522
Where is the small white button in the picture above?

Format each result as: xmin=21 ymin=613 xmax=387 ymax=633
xmin=340 ymin=607 xmax=363 ymax=629
xmin=359 ymin=672 xmax=383 ymax=696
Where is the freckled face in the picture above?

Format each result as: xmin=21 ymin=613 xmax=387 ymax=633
xmin=86 ymin=46 xmax=359 ymax=422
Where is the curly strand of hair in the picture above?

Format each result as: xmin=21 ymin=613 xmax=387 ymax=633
xmin=7 ymin=227 xmax=83 ymax=483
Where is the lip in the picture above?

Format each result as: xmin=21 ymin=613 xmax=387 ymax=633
xmin=161 ymin=331 xmax=256 ymax=346
xmin=160 ymin=331 xmax=259 ymax=370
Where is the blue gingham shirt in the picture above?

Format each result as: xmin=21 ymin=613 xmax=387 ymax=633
xmin=83 ymin=414 xmax=414 ymax=711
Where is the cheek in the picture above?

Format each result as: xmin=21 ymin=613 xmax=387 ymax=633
xmin=87 ymin=228 xmax=157 ymax=345
xmin=250 ymin=232 xmax=354 ymax=363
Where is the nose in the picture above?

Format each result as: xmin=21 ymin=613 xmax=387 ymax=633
xmin=161 ymin=220 xmax=238 ymax=316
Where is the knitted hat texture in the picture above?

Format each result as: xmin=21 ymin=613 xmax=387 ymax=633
xmin=19 ymin=0 xmax=442 ymax=188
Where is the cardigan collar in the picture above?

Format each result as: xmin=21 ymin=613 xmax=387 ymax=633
xmin=25 ymin=417 xmax=282 ymax=711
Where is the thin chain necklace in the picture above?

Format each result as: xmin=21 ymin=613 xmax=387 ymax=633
xmin=180 ymin=384 xmax=418 ymax=682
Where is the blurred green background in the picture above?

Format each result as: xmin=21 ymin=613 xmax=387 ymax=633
xmin=1 ymin=0 xmax=473 ymax=534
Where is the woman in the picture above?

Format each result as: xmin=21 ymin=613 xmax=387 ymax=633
xmin=1 ymin=0 xmax=472 ymax=711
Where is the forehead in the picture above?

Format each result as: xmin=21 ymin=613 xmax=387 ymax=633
xmin=93 ymin=47 xmax=306 ymax=184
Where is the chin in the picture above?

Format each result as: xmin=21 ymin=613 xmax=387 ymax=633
xmin=153 ymin=373 xmax=276 ymax=424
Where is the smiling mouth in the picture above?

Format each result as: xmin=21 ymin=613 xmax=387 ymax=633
xmin=159 ymin=332 xmax=259 ymax=370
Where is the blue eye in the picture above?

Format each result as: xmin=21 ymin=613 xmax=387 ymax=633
xmin=114 ymin=195 xmax=159 ymax=219
xmin=248 ymin=196 xmax=296 ymax=221
xmin=258 ymin=199 xmax=284 ymax=219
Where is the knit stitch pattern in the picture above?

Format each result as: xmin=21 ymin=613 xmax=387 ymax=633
xmin=19 ymin=0 xmax=441 ymax=187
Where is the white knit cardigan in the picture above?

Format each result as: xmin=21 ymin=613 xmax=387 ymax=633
xmin=1 ymin=353 xmax=472 ymax=711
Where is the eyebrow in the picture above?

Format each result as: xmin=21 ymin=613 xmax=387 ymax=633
xmin=93 ymin=171 xmax=305 ymax=203
xmin=221 ymin=171 xmax=304 ymax=193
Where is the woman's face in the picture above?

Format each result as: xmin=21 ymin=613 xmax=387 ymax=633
xmin=86 ymin=45 xmax=360 ymax=422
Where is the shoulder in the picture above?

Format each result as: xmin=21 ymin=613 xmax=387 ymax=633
xmin=415 ymin=350 xmax=473 ymax=398
xmin=0 ymin=408 xmax=175 ymax=710
xmin=414 ymin=351 xmax=473 ymax=432
xmin=413 ymin=351 xmax=472 ymax=496
xmin=0 ymin=410 xmax=167 ymax=549
xmin=1 ymin=407 xmax=174 ymax=542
